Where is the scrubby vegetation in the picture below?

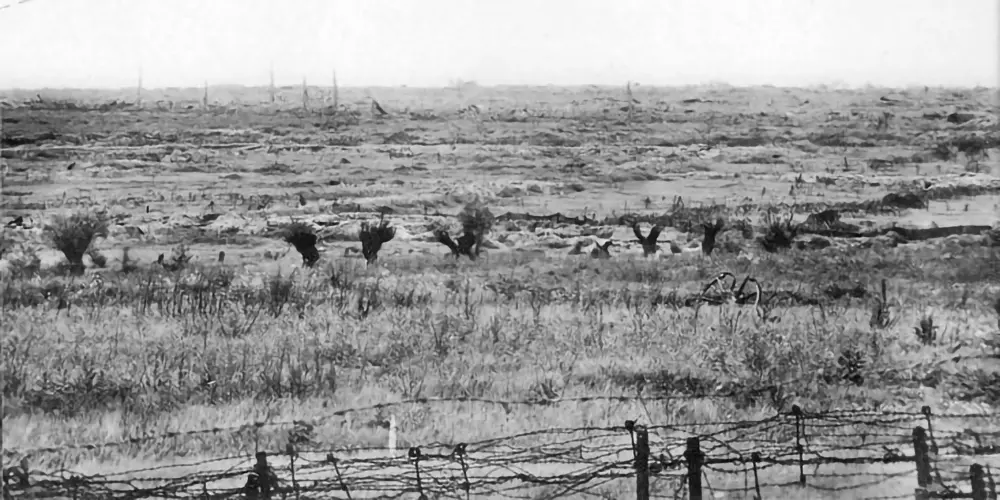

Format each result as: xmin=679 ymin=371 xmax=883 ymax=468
xmin=45 ymin=210 xmax=109 ymax=275
xmin=3 ymin=245 xmax=998 ymax=424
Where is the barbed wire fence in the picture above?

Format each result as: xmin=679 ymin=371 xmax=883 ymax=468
xmin=2 ymin=396 xmax=999 ymax=499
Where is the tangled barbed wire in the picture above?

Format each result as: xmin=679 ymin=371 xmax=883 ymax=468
xmin=3 ymin=397 xmax=998 ymax=499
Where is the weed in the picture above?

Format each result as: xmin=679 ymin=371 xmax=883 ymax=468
xmin=759 ymin=211 xmax=799 ymax=253
xmin=913 ymin=313 xmax=938 ymax=346
xmin=869 ymin=279 xmax=897 ymax=330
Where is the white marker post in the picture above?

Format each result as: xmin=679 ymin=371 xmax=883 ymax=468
xmin=388 ymin=414 xmax=397 ymax=457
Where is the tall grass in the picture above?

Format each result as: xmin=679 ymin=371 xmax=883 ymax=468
xmin=3 ymin=244 xmax=997 ymax=426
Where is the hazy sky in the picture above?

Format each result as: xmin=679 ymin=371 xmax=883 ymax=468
xmin=0 ymin=0 xmax=997 ymax=89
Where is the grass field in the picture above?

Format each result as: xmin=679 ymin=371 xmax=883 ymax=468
xmin=2 ymin=83 xmax=999 ymax=498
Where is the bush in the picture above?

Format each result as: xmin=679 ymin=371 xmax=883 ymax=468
xmin=759 ymin=212 xmax=799 ymax=253
xmin=359 ymin=216 xmax=395 ymax=265
xmin=282 ymin=222 xmax=320 ymax=267
xmin=458 ymin=201 xmax=494 ymax=254
xmin=46 ymin=210 xmax=109 ymax=275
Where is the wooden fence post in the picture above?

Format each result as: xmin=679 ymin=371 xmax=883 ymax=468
xmin=68 ymin=475 xmax=80 ymax=500
xmin=972 ymin=464 xmax=987 ymax=500
xmin=326 ymin=454 xmax=352 ymax=499
xmin=987 ymin=465 xmax=997 ymax=500
xmin=626 ymin=81 xmax=634 ymax=124
xmin=685 ymin=437 xmax=703 ymax=500
xmin=751 ymin=452 xmax=762 ymax=500
xmin=332 ymin=70 xmax=339 ymax=115
xmin=921 ymin=406 xmax=938 ymax=454
xmin=634 ymin=425 xmax=649 ymax=500
xmin=409 ymin=447 xmax=427 ymax=500
xmin=286 ymin=443 xmax=299 ymax=499
xmin=254 ymin=451 xmax=272 ymax=499
xmin=792 ymin=404 xmax=806 ymax=486
xmin=302 ymin=77 xmax=309 ymax=111
xmin=1 ymin=456 xmax=29 ymax=497
xmin=913 ymin=427 xmax=931 ymax=500
xmin=269 ymin=63 xmax=276 ymax=104
xmin=454 ymin=444 xmax=470 ymax=500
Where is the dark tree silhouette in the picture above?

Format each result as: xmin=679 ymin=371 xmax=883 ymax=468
xmin=590 ymin=240 xmax=614 ymax=259
xmin=701 ymin=218 xmax=726 ymax=255
xmin=632 ymin=223 xmax=664 ymax=256
xmin=435 ymin=228 xmax=479 ymax=260
xmin=435 ymin=202 xmax=495 ymax=261
xmin=282 ymin=223 xmax=320 ymax=267
xmin=359 ymin=215 xmax=396 ymax=265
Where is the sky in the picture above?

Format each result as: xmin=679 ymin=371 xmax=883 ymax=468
xmin=0 ymin=0 xmax=997 ymax=89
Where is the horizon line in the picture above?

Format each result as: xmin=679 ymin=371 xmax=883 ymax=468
xmin=2 ymin=82 xmax=998 ymax=93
